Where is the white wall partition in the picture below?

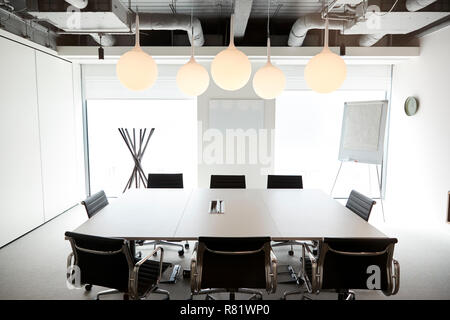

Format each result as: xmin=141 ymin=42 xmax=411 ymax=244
xmin=0 ymin=37 xmax=45 ymax=247
xmin=387 ymin=26 xmax=450 ymax=225
xmin=0 ymin=35 xmax=82 ymax=247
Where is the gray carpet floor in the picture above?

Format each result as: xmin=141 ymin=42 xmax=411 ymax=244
xmin=1 ymin=204 xmax=450 ymax=300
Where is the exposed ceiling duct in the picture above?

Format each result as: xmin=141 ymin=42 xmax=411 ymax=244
xmin=406 ymin=0 xmax=438 ymax=12
xmin=288 ymin=13 xmax=346 ymax=47
xmin=287 ymin=0 xmax=448 ymax=47
xmin=28 ymin=0 xmax=205 ymax=47
xmin=131 ymin=13 xmax=204 ymax=47
xmin=65 ymin=0 xmax=88 ymax=10
xmin=233 ymin=0 xmax=253 ymax=38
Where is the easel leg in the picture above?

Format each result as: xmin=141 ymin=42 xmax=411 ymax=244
xmin=330 ymin=161 xmax=343 ymax=196
xmin=376 ymin=165 xmax=386 ymax=222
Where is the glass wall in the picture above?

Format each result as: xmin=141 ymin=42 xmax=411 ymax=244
xmin=87 ymin=99 xmax=197 ymax=197
xmin=274 ymin=90 xmax=387 ymax=198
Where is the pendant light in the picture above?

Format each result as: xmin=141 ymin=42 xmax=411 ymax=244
xmin=304 ymin=15 xmax=346 ymax=94
xmin=116 ymin=12 xmax=158 ymax=91
xmin=176 ymin=6 xmax=210 ymax=96
xmin=252 ymin=0 xmax=286 ymax=99
xmin=211 ymin=14 xmax=252 ymax=91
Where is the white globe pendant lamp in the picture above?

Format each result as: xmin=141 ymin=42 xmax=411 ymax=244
xmin=211 ymin=14 xmax=252 ymax=91
xmin=253 ymin=1 xmax=285 ymax=100
xmin=176 ymin=10 xmax=210 ymax=96
xmin=253 ymin=38 xmax=286 ymax=99
xmin=116 ymin=13 xmax=158 ymax=91
xmin=304 ymin=17 xmax=346 ymax=94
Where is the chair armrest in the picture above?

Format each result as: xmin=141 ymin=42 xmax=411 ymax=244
xmin=392 ymin=259 xmax=400 ymax=295
xmin=190 ymin=247 xmax=199 ymax=293
xmin=130 ymin=246 xmax=164 ymax=299
xmin=66 ymin=252 xmax=74 ymax=280
xmin=269 ymin=250 xmax=278 ymax=293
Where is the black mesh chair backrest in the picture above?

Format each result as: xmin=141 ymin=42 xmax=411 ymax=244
xmin=346 ymin=190 xmax=376 ymax=221
xmin=267 ymin=175 xmax=303 ymax=189
xmin=82 ymin=190 xmax=109 ymax=219
xmin=65 ymin=231 xmax=131 ymax=292
xmin=198 ymin=237 xmax=270 ymax=290
xmin=147 ymin=173 xmax=183 ymax=188
xmin=320 ymin=237 xmax=397 ymax=292
xmin=210 ymin=175 xmax=246 ymax=189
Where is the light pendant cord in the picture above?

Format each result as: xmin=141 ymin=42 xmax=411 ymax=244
xmin=135 ymin=10 xmax=140 ymax=47
xmin=191 ymin=3 xmax=194 ymax=57
xmin=267 ymin=0 xmax=271 ymax=62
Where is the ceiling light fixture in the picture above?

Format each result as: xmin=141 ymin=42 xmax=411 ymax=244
xmin=211 ymin=14 xmax=252 ymax=91
xmin=176 ymin=5 xmax=210 ymax=96
xmin=116 ymin=12 xmax=158 ymax=91
xmin=304 ymin=15 xmax=346 ymax=93
xmin=252 ymin=0 xmax=286 ymax=99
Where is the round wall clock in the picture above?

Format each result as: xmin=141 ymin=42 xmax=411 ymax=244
xmin=404 ymin=96 xmax=418 ymax=116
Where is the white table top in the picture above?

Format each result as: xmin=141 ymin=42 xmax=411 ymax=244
xmin=73 ymin=188 xmax=386 ymax=240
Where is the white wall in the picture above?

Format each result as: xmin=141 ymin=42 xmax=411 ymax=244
xmin=386 ymin=26 xmax=450 ymax=225
xmin=0 ymin=35 xmax=84 ymax=246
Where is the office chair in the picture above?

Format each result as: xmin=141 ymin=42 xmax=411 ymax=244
xmin=190 ymin=237 xmax=277 ymax=300
xmin=65 ymin=231 xmax=171 ymax=300
xmin=81 ymin=190 xmax=108 ymax=219
xmin=210 ymin=175 xmax=246 ymax=189
xmin=283 ymin=238 xmax=400 ymax=300
xmin=267 ymin=175 xmax=303 ymax=256
xmin=141 ymin=173 xmax=186 ymax=256
xmin=346 ymin=190 xmax=376 ymax=221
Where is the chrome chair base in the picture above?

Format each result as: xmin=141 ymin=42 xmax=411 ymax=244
xmin=191 ymin=288 xmax=263 ymax=300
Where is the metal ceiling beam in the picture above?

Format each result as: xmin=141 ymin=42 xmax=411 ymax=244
xmin=233 ymin=0 xmax=253 ymax=38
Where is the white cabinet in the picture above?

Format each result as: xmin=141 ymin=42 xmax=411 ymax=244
xmin=35 ymin=52 xmax=79 ymax=221
xmin=0 ymin=37 xmax=81 ymax=247
xmin=0 ymin=37 xmax=45 ymax=247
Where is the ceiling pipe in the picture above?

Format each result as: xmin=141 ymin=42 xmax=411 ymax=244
xmin=88 ymin=12 xmax=205 ymax=47
xmin=359 ymin=33 xmax=386 ymax=46
xmin=131 ymin=13 xmax=205 ymax=47
xmin=406 ymin=0 xmax=438 ymax=12
xmin=233 ymin=0 xmax=253 ymax=38
xmin=89 ymin=33 xmax=115 ymax=46
xmin=65 ymin=0 xmax=88 ymax=9
xmin=288 ymin=13 xmax=345 ymax=47
xmin=360 ymin=0 xmax=439 ymax=46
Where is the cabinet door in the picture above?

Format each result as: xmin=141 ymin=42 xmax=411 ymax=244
xmin=0 ymin=38 xmax=45 ymax=247
xmin=35 ymin=51 xmax=78 ymax=221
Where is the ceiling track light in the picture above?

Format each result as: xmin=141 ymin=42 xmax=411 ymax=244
xmin=304 ymin=14 xmax=347 ymax=94
xmin=116 ymin=12 xmax=158 ymax=91
xmin=211 ymin=14 xmax=252 ymax=91
xmin=252 ymin=0 xmax=286 ymax=100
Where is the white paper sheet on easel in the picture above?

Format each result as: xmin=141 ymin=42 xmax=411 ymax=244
xmin=338 ymin=100 xmax=388 ymax=164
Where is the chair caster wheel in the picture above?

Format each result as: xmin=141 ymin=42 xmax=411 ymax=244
xmin=178 ymin=250 xmax=184 ymax=256
xmin=183 ymin=270 xmax=191 ymax=278
xmin=85 ymin=284 xmax=92 ymax=291
xmin=185 ymin=243 xmax=189 ymax=249
xmin=288 ymin=250 xmax=294 ymax=256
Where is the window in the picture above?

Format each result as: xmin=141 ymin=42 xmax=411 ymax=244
xmin=274 ymin=90 xmax=387 ymax=198
xmin=87 ymin=99 xmax=197 ymax=196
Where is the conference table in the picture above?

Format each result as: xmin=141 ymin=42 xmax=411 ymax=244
xmin=73 ymin=188 xmax=386 ymax=241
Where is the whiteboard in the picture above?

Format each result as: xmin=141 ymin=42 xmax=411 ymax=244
xmin=338 ymin=100 xmax=388 ymax=165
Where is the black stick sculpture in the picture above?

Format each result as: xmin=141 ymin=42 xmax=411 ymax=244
xmin=118 ymin=128 xmax=155 ymax=193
